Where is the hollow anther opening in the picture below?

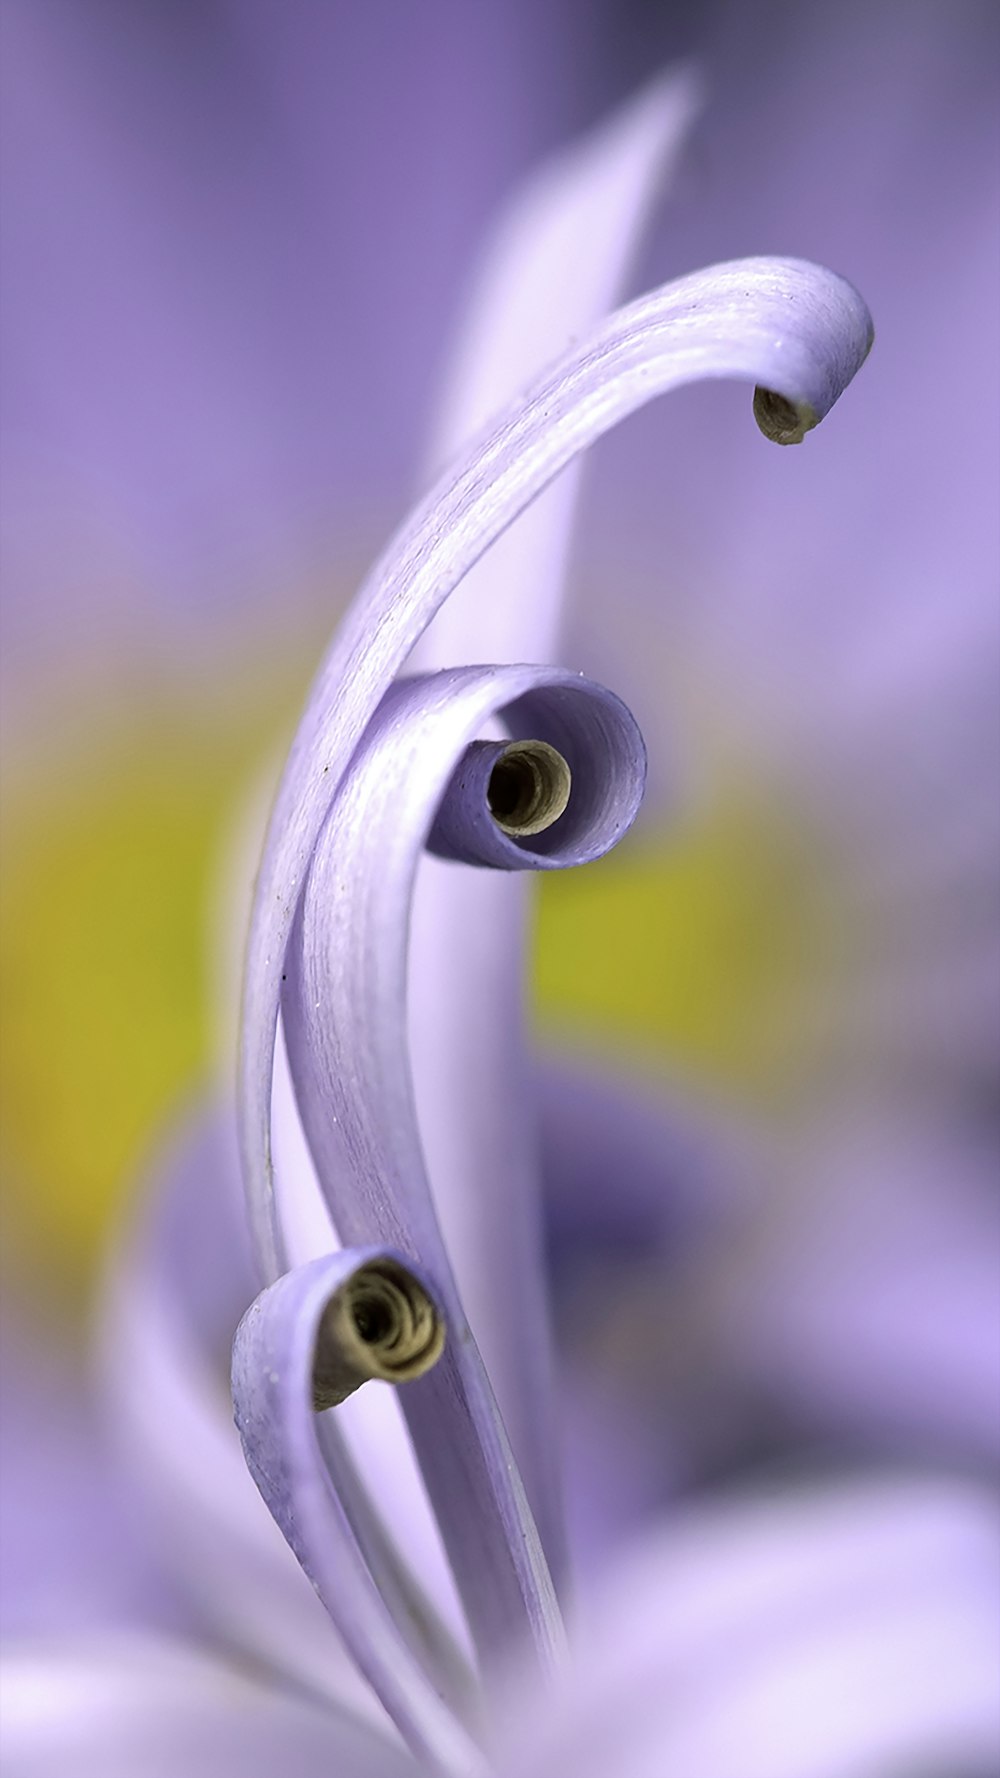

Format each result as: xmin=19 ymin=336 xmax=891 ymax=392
xmin=753 ymin=385 xmax=818 ymax=446
xmin=487 ymin=740 xmax=571 ymax=837
xmin=312 ymin=1257 xmax=445 ymax=1411
xmin=352 ymin=1293 xmax=395 ymax=1346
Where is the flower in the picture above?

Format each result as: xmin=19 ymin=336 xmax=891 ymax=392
xmin=3 ymin=18 xmax=998 ymax=1778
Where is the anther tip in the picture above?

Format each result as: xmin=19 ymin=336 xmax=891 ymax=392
xmin=753 ymin=386 xmax=818 ymax=446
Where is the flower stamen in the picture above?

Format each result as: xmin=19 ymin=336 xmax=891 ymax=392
xmin=487 ymin=740 xmax=571 ymax=837
xmin=312 ymin=1257 xmax=445 ymax=1410
xmin=752 ymin=385 xmax=818 ymax=445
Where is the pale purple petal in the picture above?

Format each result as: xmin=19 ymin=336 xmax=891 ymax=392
xmin=281 ymin=666 xmax=641 ymax=1670
xmin=415 ymin=66 xmax=702 ymax=668
xmin=231 ymin=1249 xmax=481 ymax=1774
xmin=713 ymin=1115 xmax=1000 ymax=1466
xmin=241 ymin=254 xmax=873 ymax=1299
xmin=408 ymin=73 xmax=699 ymax=1580
xmin=106 ymin=1104 xmax=475 ymax=1742
xmin=237 ymin=255 xmax=871 ymax=1684
xmin=267 ymin=1002 xmax=475 ymax=1661
xmin=0 ymin=1317 xmax=177 ymax=1640
xmin=0 ymin=1636 xmax=412 ymax=1778
xmin=410 ymin=846 xmax=569 ymax=1572
xmin=426 ymin=680 xmax=645 ymax=868
xmin=495 ymin=1479 xmax=1000 ymax=1778
xmin=100 ymin=1110 xmax=388 ymax=1725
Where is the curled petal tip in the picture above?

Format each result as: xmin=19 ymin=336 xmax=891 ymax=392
xmin=487 ymin=740 xmax=572 ymax=838
xmin=424 ymin=673 xmax=646 ymax=871
xmin=750 ymin=259 xmax=874 ymax=438
xmin=231 ymin=1248 xmax=479 ymax=1769
xmin=752 ymin=386 xmax=818 ymax=445
xmin=312 ymin=1256 xmax=446 ymax=1411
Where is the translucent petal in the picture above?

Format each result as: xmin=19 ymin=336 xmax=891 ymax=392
xmin=0 ymin=1635 xmax=412 ymax=1778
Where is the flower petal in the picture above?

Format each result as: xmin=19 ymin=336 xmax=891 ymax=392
xmin=714 ymin=1114 xmax=1000 ymax=1466
xmin=102 ymin=1107 xmax=468 ymax=1737
xmin=0 ymin=1635 xmax=412 ymax=1778
xmin=408 ymin=71 xmax=699 ymax=1580
xmin=281 ymin=666 xmax=642 ymax=1670
xmin=416 ymin=65 xmax=702 ymax=666
xmin=231 ymin=1250 xmax=483 ymax=1775
xmin=241 ymin=253 xmax=873 ymax=1284
xmin=494 ymin=1478 xmax=1000 ymax=1778
xmin=240 ymin=251 xmax=871 ymax=1667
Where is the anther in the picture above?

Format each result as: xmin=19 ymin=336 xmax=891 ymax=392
xmin=312 ymin=1257 xmax=445 ymax=1411
xmin=487 ymin=740 xmax=571 ymax=837
xmin=753 ymin=385 xmax=818 ymax=446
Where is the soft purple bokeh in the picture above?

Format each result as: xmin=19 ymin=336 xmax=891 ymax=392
xmin=0 ymin=0 xmax=607 ymax=727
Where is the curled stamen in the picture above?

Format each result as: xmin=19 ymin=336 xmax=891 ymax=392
xmin=243 ymin=257 xmax=874 ymax=1293
xmin=311 ymin=1257 xmax=445 ymax=1411
xmin=423 ymin=672 xmax=645 ymax=871
xmin=487 ymin=741 xmax=571 ymax=837
xmin=753 ymin=385 xmax=817 ymax=445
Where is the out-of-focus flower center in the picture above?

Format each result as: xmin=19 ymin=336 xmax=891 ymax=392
xmin=535 ymin=772 xmax=846 ymax=1107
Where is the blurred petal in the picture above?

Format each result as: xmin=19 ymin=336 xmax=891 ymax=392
xmin=408 ymin=70 xmax=698 ymax=1574
xmin=718 ymin=1115 xmax=1000 ymax=1466
xmin=568 ymin=1107 xmax=1000 ymax=1487
xmin=101 ymin=1110 xmax=389 ymax=1727
xmin=496 ymin=1478 xmax=1000 ymax=1778
xmin=236 ymin=254 xmax=870 ymax=1694
xmin=231 ymin=1248 xmax=480 ymax=1772
xmin=0 ymin=1315 xmax=176 ymax=1639
xmin=538 ymin=1056 xmax=749 ymax=1250
xmin=573 ymin=6 xmax=998 ymax=1106
xmin=0 ymin=1636 xmax=412 ymax=1778
xmin=416 ymin=65 xmax=702 ymax=666
xmin=532 ymin=1054 xmax=759 ymax=1564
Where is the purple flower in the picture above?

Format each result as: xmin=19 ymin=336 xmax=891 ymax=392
xmin=3 ymin=19 xmax=998 ymax=1778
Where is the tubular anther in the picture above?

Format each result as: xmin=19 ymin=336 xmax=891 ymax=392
xmin=487 ymin=740 xmax=571 ymax=837
xmin=311 ymin=1257 xmax=445 ymax=1411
